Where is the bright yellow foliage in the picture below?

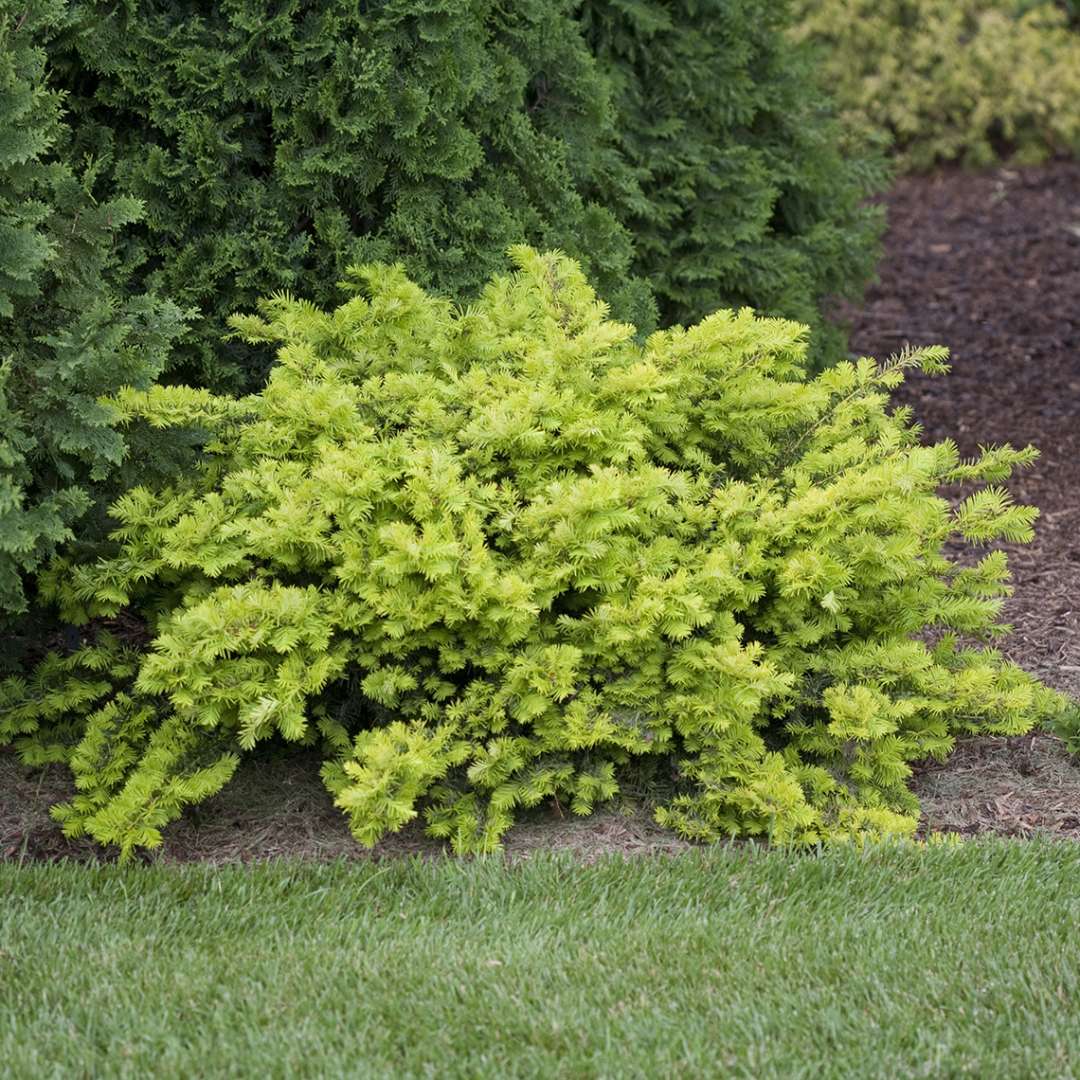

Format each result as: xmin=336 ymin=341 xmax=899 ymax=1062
xmin=792 ymin=0 xmax=1080 ymax=169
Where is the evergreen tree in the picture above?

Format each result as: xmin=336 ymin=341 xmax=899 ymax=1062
xmin=0 ymin=0 xmax=186 ymax=630
xmin=53 ymin=0 xmax=652 ymax=390
xmin=2 ymin=0 xmax=885 ymax=650
xmin=3 ymin=251 xmax=1068 ymax=856
xmin=48 ymin=0 xmax=882 ymax=390
xmin=581 ymin=0 xmax=887 ymax=361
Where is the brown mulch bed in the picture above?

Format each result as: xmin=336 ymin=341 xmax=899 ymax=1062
xmin=845 ymin=161 xmax=1080 ymax=839
xmin=0 ymin=746 xmax=689 ymax=865
xmin=3 ymin=163 xmax=1079 ymax=864
xmin=845 ymin=161 xmax=1080 ymax=701
xmin=915 ymin=734 xmax=1080 ymax=840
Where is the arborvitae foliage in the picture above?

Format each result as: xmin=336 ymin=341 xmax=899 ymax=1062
xmin=581 ymin=0 xmax=887 ymax=362
xmin=0 ymin=1 xmax=185 ymax=624
xmin=47 ymin=0 xmax=882 ymax=390
xmin=51 ymin=0 xmax=650 ymax=391
xmin=4 ymin=250 xmax=1069 ymax=857
xmin=791 ymin=0 xmax=1080 ymax=170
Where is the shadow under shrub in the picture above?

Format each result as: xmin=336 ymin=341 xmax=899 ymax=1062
xmin=1 ymin=250 xmax=1069 ymax=856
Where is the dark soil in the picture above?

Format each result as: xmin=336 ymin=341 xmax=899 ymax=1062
xmin=3 ymin=164 xmax=1079 ymax=864
xmin=843 ymin=162 xmax=1080 ymax=701
xmin=843 ymin=162 xmax=1080 ymax=839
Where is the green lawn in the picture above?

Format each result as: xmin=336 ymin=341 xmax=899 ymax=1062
xmin=3 ymin=841 xmax=1079 ymax=1079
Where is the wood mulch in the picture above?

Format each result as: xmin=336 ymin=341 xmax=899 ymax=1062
xmin=0 ymin=746 xmax=690 ymax=864
xmin=3 ymin=163 xmax=1079 ymax=863
xmin=842 ymin=161 xmax=1080 ymax=840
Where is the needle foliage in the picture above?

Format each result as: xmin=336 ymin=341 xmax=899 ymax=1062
xmin=0 ymin=1 xmax=185 ymax=624
xmin=1 ymin=251 xmax=1067 ymax=856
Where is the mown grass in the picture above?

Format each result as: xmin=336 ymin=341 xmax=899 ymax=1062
xmin=3 ymin=841 xmax=1079 ymax=1079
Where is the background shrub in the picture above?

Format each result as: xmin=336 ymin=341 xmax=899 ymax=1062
xmin=1 ymin=0 xmax=883 ymax=633
xmin=581 ymin=0 xmax=886 ymax=361
xmin=0 ymin=2 xmax=185 ymax=632
xmin=2 ymin=251 xmax=1067 ymax=856
xmin=791 ymin=0 xmax=1080 ymax=170
xmin=47 ymin=0 xmax=882 ymax=390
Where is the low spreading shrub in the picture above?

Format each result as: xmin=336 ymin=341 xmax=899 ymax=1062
xmin=0 ymin=2 xmax=185 ymax=626
xmin=791 ymin=0 xmax=1080 ymax=169
xmin=1 ymin=250 xmax=1069 ymax=856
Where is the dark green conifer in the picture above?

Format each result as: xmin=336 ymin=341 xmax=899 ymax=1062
xmin=55 ymin=0 xmax=653 ymax=389
xmin=581 ymin=0 xmax=887 ymax=361
xmin=0 ymin=1 xmax=185 ymax=626
xmin=51 ymin=0 xmax=882 ymax=389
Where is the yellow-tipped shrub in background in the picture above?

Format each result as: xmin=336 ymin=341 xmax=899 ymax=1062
xmin=792 ymin=0 xmax=1080 ymax=169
